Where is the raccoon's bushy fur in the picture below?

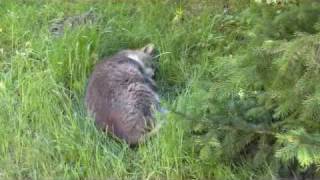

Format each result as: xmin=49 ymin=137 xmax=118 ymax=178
xmin=85 ymin=44 xmax=159 ymax=145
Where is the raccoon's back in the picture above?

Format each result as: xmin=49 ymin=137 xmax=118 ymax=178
xmin=85 ymin=59 xmax=145 ymax=120
xmin=85 ymin=58 xmax=158 ymax=144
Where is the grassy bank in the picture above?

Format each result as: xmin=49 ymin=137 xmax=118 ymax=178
xmin=0 ymin=0 xmax=221 ymax=179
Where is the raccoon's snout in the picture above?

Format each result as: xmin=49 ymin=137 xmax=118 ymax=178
xmin=145 ymin=68 xmax=155 ymax=78
xmin=141 ymin=43 xmax=156 ymax=57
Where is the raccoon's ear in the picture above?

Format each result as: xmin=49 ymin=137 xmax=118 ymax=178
xmin=141 ymin=43 xmax=156 ymax=56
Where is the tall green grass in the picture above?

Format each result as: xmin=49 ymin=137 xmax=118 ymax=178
xmin=0 ymin=0 xmax=231 ymax=179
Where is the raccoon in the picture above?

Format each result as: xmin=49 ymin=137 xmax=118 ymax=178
xmin=85 ymin=44 xmax=160 ymax=145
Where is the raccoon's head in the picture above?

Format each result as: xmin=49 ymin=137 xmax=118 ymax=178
xmin=124 ymin=44 xmax=158 ymax=77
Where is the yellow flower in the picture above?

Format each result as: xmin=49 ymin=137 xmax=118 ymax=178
xmin=173 ymin=8 xmax=184 ymax=23
xmin=25 ymin=41 xmax=31 ymax=47
xmin=0 ymin=81 xmax=5 ymax=91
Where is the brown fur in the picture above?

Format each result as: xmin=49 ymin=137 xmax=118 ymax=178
xmin=85 ymin=44 xmax=159 ymax=145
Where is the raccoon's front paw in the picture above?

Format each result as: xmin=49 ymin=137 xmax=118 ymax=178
xmin=145 ymin=68 xmax=154 ymax=78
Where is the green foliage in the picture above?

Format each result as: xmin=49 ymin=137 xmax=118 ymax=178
xmin=174 ymin=1 xmax=320 ymax=179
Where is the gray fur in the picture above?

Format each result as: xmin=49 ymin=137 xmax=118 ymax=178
xmin=85 ymin=44 xmax=159 ymax=145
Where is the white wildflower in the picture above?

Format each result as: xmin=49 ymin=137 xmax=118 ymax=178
xmin=238 ymin=89 xmax=245 ymax=99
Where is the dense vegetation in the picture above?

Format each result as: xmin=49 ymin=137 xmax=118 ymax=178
xmin=0 ymin=0 xmax=319 ymax=179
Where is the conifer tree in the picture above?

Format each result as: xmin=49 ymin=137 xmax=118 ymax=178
xmin=181 ymin=1 xmax=320 ymax=178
